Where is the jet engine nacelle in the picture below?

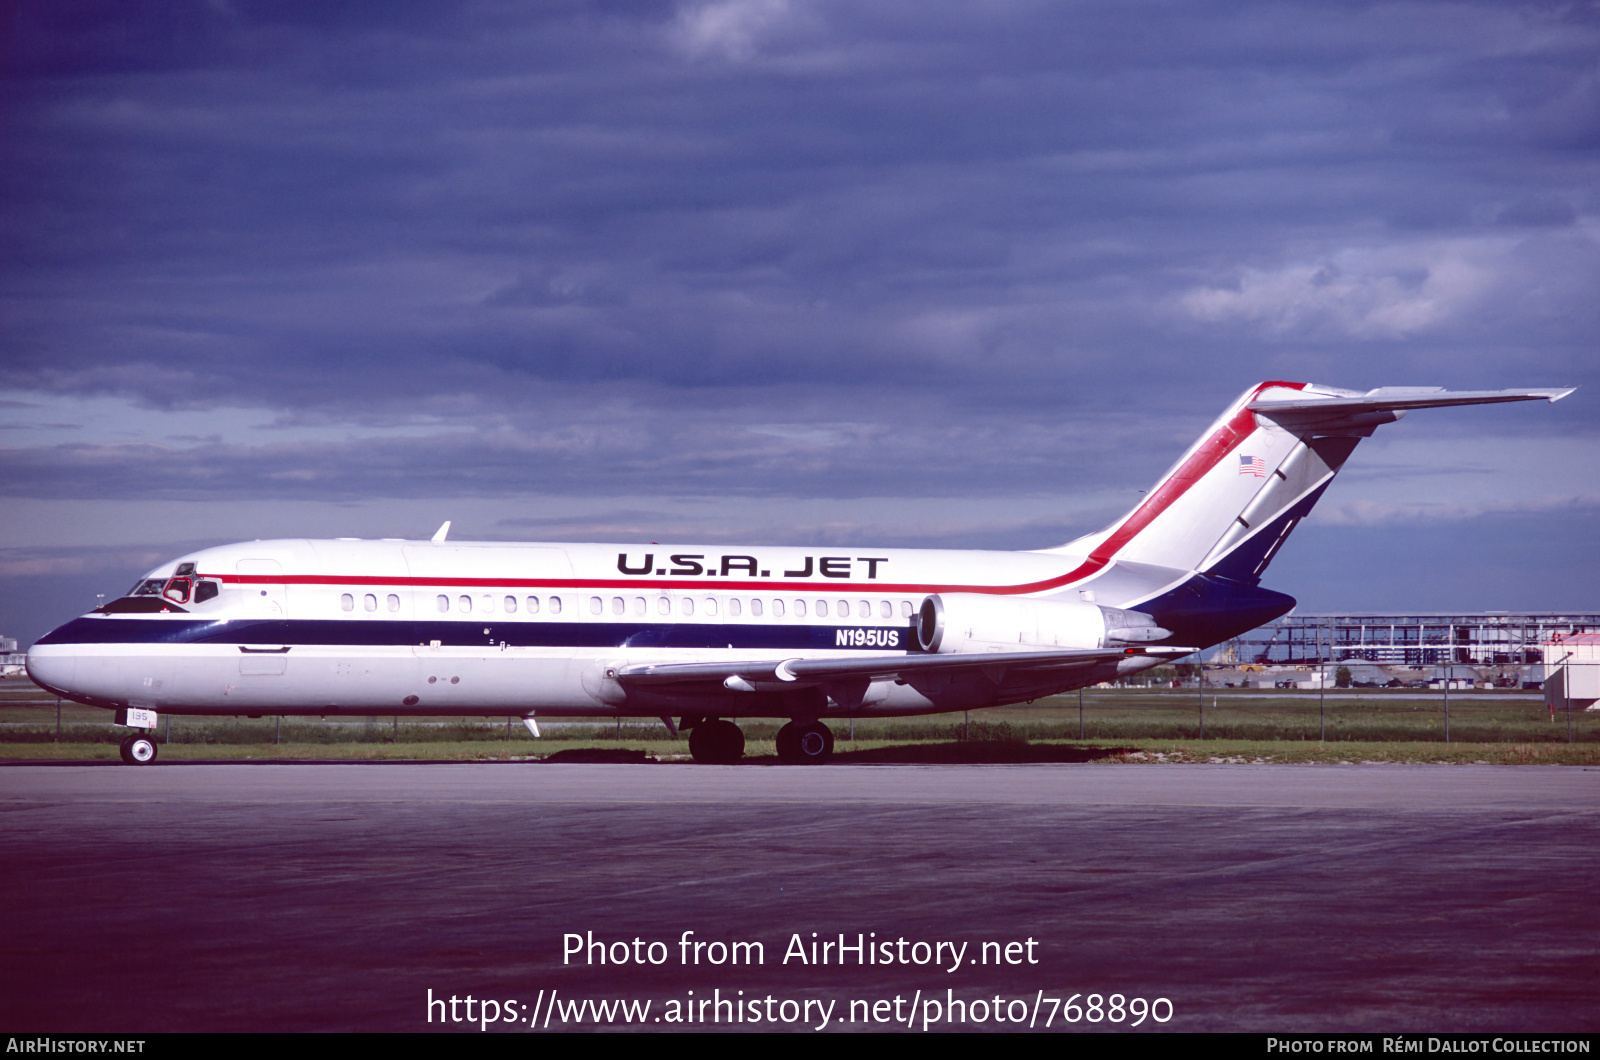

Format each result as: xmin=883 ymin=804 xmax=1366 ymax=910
xmin=915 ymin=593 xmax=1170 ymax=654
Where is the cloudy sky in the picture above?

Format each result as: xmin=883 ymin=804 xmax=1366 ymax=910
xmin=2 ymin=0 xmax=1597 ymax=643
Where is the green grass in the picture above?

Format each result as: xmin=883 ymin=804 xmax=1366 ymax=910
xmin=3 ymin=680 xmax=1595 ymax=764
xmin=7 ymin=736 xmax=1597 ymax=767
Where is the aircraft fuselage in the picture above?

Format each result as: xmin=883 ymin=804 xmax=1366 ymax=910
xmin=27 ymin=538 xmax=1173 ymax=721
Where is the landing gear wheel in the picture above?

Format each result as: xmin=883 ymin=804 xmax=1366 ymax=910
xmin=775 ymin=721 xmax=799 ymax=762
xmin=776 ymin=721 xmax=833 ymax=764
xmin=119 ymin=734 xmax=158 ymax=765
xmin=688 ymin=719 xmax=744 ymax=764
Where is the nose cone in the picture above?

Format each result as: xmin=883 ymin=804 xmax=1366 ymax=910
xmin=25 ymin=644 xmax=77 ymax=700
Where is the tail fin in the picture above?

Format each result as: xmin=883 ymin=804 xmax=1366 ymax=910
xmin=1064 ymin=381 xmax=1573 ymax=586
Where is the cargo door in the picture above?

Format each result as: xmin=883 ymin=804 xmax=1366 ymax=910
xmin=236 ymin=557 xmax=290 ymax=676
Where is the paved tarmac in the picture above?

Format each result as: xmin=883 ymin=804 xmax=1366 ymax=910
xmin=2 ymin=761 xmax=1597 ymax=1033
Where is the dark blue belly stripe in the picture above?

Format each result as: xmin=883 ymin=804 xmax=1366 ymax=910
xmin=36 ymin=617 xmax=917 ymax=653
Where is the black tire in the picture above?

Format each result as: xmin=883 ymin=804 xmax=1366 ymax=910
xmin=689 ymin=719 xmax=744 ymax=764
xmin=715 ymin=720 xmax=745 ymax=762
xmin=775 ymin=721 xmax=800 ymax=762
xmin=687 ymin=723 xmax=713 ymax=762
xmin=120 ymin=734 xmax=158 ymax=765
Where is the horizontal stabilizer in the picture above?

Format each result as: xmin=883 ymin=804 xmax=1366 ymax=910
xmin=1249 ymin=386 xmax=1573 ymax=432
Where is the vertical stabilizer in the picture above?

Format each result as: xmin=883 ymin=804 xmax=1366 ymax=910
xmin=1062 ymin=382 xmax=1572 ymax=587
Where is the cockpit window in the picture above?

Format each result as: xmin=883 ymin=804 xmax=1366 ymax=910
xmin=129 ymin=579 xmax=166 ymax=597
xmin=193 ymin=580 xmax=220 ymax=604
xmin=162 ymin=577 xmax=192 ymax=604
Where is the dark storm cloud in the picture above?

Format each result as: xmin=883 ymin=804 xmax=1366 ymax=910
xmin=2 ymin=0 xmax=1596 ymax=645
xmin=1 ymin=0 xmax=1596 ymax=498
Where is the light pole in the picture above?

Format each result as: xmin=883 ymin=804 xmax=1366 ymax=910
xmin=1554 ymin=651 xmax=1574 ymax=744
xmin=1443 ymin=649 xmax=1450 ymax=744
xmin=1319 ymin=619 xmax=1327 ymax=742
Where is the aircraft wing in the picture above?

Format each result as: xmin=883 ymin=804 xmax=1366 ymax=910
xmin=616 ymin=645 xmax=1197 ymax=688
xmin=1249 ymin=386 xmax=1574 ymax=432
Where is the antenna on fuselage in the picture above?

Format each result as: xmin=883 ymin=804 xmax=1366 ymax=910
xmin=431 ymin=521 xmax=451 ymax=542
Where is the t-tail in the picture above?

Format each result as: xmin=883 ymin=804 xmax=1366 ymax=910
xmin=1052 ymin=381 xmax=1574 ymax=647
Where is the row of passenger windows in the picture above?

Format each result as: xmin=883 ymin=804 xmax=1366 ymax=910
xmin=339 ymin=592 xmax=915 ymax=621
xmin=567 ymin=596 xmax=916 ymax=619
xmin=434 ymin=594 xmax=563 ymax=615
xmin=340 ymin=594 xmax=404 ymax=613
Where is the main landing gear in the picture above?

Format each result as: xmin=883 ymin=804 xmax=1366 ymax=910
xmin=118 ymin=734 xmax=158 ymax=765
xmin=775 ymin=720 xmax=834 ymax=765
xmin=687 ymin=718 xmax=745 ymax=764
xmin=683 ymin=718 xmax=837 ymax=764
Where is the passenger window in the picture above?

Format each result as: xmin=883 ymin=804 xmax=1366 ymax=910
xmin=704 ymin=597 xmax=719 ymax=617
xmin=504 ymin=595 xmax=517 ymax=613
xmin=878 ymin=600 xmax=891 ymax=619
xmin=859 ymin=599 xmax=871 ymax=617
xmin=772 ymin=599 xmax=784 ymax=618
xmin=388 ymin=594 xmax=401 ymax=612
xmin=682 ymin=598 xmax=695 ymax=617
xmin=527 ymin=596 xmax=540 ymax=615
xmin=837 ymin=600 xmax=850 ymax=618
xmin=549 ymin=596 xmax=562 ymax=615
xmin=729 ymin=598 xmax=742 ymax=617
xmin=793 ymin=599 xmax=805 ymax=618
xmin=458 ymin=595 xmax=472 ymax=613
xmin=633 ymin=597 xmax=646 ymax=616
xmin=436 ymin=595 xmax=449 ymax=613
xmin=657 ymin=596 xmax=670 ymax=616
xmin=341 ymin=593 xmax=355 ymax=611
xmin=481 ymin=594 xmax=495 ymax=614
xmin=750 ymin=599 xmax=763 ymax=617
xmin=611 ymin=597 xmax=625 ymax=616
xmin=194 ymin=580 xmax=220 ymax=604
xmin=364 ymin=594 xmax=377 ymax=612
xmin=590 ymin=596 xmax=603 ymax=615
xmin=901 ymin=600 xmax=913 ymax=618
xmin=816 ymin=600 xmax=828 ymax=618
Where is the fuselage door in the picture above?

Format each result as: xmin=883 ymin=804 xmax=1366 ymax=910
xmin=235 ymin=558 xmax=290 ymax=676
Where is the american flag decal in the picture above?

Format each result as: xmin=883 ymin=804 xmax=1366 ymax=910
xmin=1239 ymin=455 xmax=1266 ymax=477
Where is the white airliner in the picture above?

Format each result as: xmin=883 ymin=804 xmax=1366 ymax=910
xmin=26 ymin=381 xmax=1572 ymax=765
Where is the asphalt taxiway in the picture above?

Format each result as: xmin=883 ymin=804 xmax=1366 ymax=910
xmin=2 ymin=762 xmax=1597 ymax=1032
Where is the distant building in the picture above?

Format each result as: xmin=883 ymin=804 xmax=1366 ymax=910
xmin=1210 ymin=612 xmax=1600 ymax=669
xmin=1542 ymin=633 xmax=1600 ymax=713
xmin=1 ymin=636 xmax=24 ymax=678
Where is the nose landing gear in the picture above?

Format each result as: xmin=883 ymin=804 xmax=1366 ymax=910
xmin=119 ymin=734 xmax=159 ymax=765
xmin=775 ymin=720 xmax=834 ymax=764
